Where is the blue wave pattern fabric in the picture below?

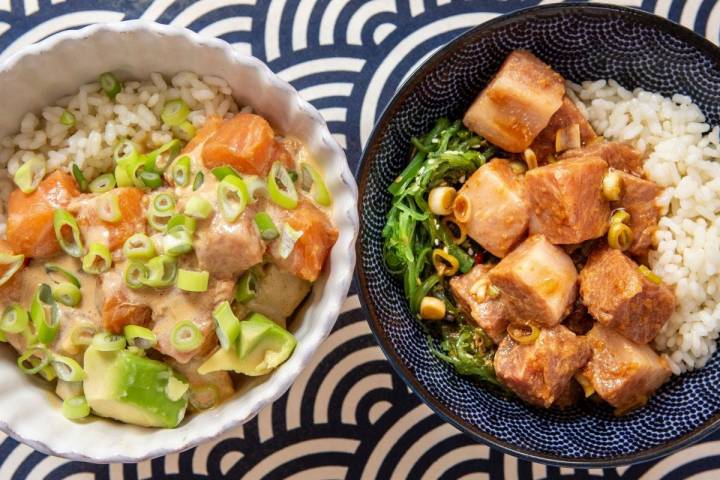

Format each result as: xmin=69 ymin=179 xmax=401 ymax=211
xmin=0 ymin=0 xmax=719 ymax=478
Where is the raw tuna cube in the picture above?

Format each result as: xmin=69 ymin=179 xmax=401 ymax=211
xmin=560 ymin=141 xmax=644 ymax=177
xmin=614 ymin=171 xmax=663 ymax=258
xmin=528 ymin=96 xmax=597 ymax=165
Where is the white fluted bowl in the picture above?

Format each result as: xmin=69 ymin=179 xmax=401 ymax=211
xmin=0 ymin=21 xmax=358 ymax=463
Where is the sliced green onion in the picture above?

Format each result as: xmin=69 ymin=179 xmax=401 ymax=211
xmin=91 ymin=332 xmax=126 ymax=352
xmin=234 ymin=270 xmax=257 ymax=303
xmin=140 ymin=170 xmax=162 ymax=189
xmin=72 ymin=164 xmax=88 ymax=192
xmin=52 ymin=354 xmax=86 ymax=381
xmin=142 ymin=255 xmax=177 ymax=288
xmin=113 ymin=139 xmax=139 ymax=167
xmin=161 ymin=99 xmax=190 ymax=126
xmin=60 ymin=110 xmax=76 ymax=127
xmin=184 ymin=196 xmax=212 ymax=219
xmin=124 ymin=261 xmax=148 ymax=289
xmin=0 ymin=253 xmax=24 ymax=287
xmin=145 ymin=140 xmax=181 ymax=173
xmin=62 ymin=395 xmax=90 ymax=420
xmin=17 ymin=345 xmax=51 ymax=375
xmin=173 ymin=121 xmax=196 ymax=142
xmin=123 ymin=324 xmax=157 ymax=349
xmin=31 ymin=284 xmax=59 ymax=345
xmin=177 ymin=269 xmax=209 ymax=293
xmin=96 ymin=191 xmax=121 ymax=223
xmin=193 ymin=171 xmax=204 ymax=191
xmin=127 ymin=345 xmax=147 ymax=357
xmin=211 ymin=166 xmax=241 ymax=181
xmin=100 ymin=72 xmax=122 ymax=100
xmin=53 ymin=209 xmax=84 ymax=257
xmin=212 ymin=301 xmax=240 ymax=350
xmin=13 ymin=156 xmax=46 ymax=193
xmin=127 ymin=156 xmax=148 ymax=189
xmin=52 ymin=282 xmax=82 ymax=307
xmin=88 ymin=173 xmax=116 ymax=193
xmin=244 ymin=175 xmax=267 ymax=199
xmin=267 ymin=161 xmax=298 ymax=209
xmin=300 ymin=162 xmax=332 ymax=206
xmin=37 ymin=362 xmax=57 ymax=381
xmin=639 ymin=265 xmax=662 ymax=285
xmin=123 ymin=233 xmax=156 ymax=260
xmin=254 ymin=212 xmax=279 ymax=241
xmin=70 ymin=321 xmax=97 ymax=346
xmin=170 ymin=155 xmax=192 ymax=187
xmin=189 ymin=384 xmax=220 ymax=411
xmin=45 ymin=263 xmax=80 ymax=288
xmin=167 ymin=214 xmax=196 ymax=234
xmin=1 ymin=305 xmax=29 ymax=334
xmin=171 ymin=320 xmax=203 ymax=352
xmin=152 ymin=192 xmax=176 ymax=213
xmin=82 ymin=242 xmax=112 ymax=275
xmin=217 ymin=175 xmax=249 ymax=222
xmin=278 ymin=224 xmax=303 ymax=259
xmin=162 ymin=227 xmax=193 ymax=256
xmin=115 ymin=164 xmax=133 ymax=187
xmin=147 ymin=210 xmax=173 ymax=232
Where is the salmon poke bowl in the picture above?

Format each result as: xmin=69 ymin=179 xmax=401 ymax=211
xmin=0 ymin=22 xmax=357 ymax=461
xmin=357 ymin=5 xmax=720 ymax=465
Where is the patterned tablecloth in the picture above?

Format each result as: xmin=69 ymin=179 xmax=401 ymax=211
xmin=0 ymin=1 xmax=719 ymax=478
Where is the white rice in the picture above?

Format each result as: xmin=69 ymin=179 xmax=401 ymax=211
xmin=569 ymin=79 xmax=720 ymax=374
xmin=0 ymin=72 xmax=240 ymax=237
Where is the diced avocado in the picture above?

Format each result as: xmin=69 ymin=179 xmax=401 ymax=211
xmin=198 ymin=313 xmax=296 ymax=376
xmin=83 ymin=347 xmax=189 ymax=428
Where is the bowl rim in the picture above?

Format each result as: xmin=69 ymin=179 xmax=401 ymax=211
xmin=0 ymin=19 xmax=359 ymax=463
xmin=355 ymin=2 xmax=720 ymax=468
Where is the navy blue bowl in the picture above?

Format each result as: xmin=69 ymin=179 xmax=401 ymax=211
xmin=356 ymin=4 xmax=720 ymax=467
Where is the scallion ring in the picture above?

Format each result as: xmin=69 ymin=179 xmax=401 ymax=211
xmin=17 ymin=345 xmax=51 ymax=375
xmin=184 ymin=196 xmax=212 ymax=219
xmin=147 ymin=210 xmax=173 ymax=232
xmin=193 ymin=171 xmax=204 ymax=191
xmin=142 ymin=255 xmax=177 ymax=288
xmin=234 ymin=270 xmax=257 ymax=304
xmin=51 ymin=355 xmax=86 ymax=381
xmin=82 ymin=242 xmax=112 ymax=275
xmin=60 ymin=110 xmax=76 ymax=127
xmin=88 ymin=173 xmax=116 ymax=193
xmin=53 ymin=209 xmax=84 ymax=257
xmin=123 ymin=233 xmax=156 ymax=260
xmin=13 ymin=156 xmax=46 ymax=194
xmin=71 ymin=164 xmax=88 ymax=192
xmin=124 ymin=261 xmax=148 ymax=289
xmin=217 ymin=175 xmax=249 ymax=222
xmin=52 ymin=282 xmax=82 ymax=307
xmin=254 ymin=212 xmax=279 ymax=241
xmin=244 ymin=175 xmax=267 ymax=200
xmin=113 ymin=139 xmax=138 ymax=166
xmin=139 ymin=170 xmax=162 ymax=189
xmin=300 ymin=162 xmax=332 ymax=206
xmin=70 ymin=321 xmax=97 ymax=346
xmin=162 ymin=226 xmax=193 ymax=256
xmin=173 ymin=121 xmax=196 ymax=142
xmin=96 ymin=191 xmax=122 ymax=223
xmin=31 ymin=284 xmax=59 ymax=345
xmin=152 ymin=192 xmax=176 ymax=213
xmin=211 ymin=166 xmax=241 ymax=181
xmin=177 ymin=269 xmax=209 ymax=293
xmin=170 ymin=155 xmax=192 ymax=187
xmin=45 ymin=263 xmax=80 ymax=288
xmin=1 ymin=305 xmax=29 ymax=334
xmin=212 ymin=301 xmax=240 ymax=350
xmin=145 ymin=139 xmax=181 ymax=173
xmin=0 ymin=253 xmax=24 ymax=287
xmin=62 ymin=395 xmax=90 ymax=420
xmin=115 ymin=164 xmax=133 ymax=187
xmin=123 ymin=325 xmax=157 ymax=349
xmin=267 ymin=161 xmax=298 ymax=209
xmin=161 ymin=99 xmax=190 ymax=126
xmin=99 ymin=72 xmax=122 ymax=99
xmin=171 ymin=320 xmax=204 ymax=352
xmin=167 ymin=214 xmax=196 ymax=234
xmin=91 ymin=332 xmax=126 ymax=352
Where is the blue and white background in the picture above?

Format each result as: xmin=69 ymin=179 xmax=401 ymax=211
xmin=0 ymin=0 xmax=719 ymax=478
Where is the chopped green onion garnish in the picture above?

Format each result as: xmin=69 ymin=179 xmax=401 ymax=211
xmin=171 ymin=320 xmax=203 ymax=352
xmin=177 ymin=269 xmax=209 ymax=293
xmin=123 ymin=324 xmax=157 ymax=349
xmin=52 ymin=282 xmax=82 ymax=307
xmin=212 ymin=301 xmax=240 ymax=350
xmin=278 ymin=224 xmax=303 ymax=259
xmin=161 ymin=99 xmax=190 ymax=126
xmin=1 ymin=305 xmax=29 ymax=334
xmin=147 ymin=210 xmax=173 ymax=232
xmin=100 ymin=72 xmax=122 ymax=100
xmin=170 ymin=155 xmax=192 ymax=187
xmin=125 ymin=261 xmax=148 ymax=289
xmin=639 ymin=265 xmax=662 ymax=285
xmin=13 ymin=156 xmax=46 ymax=193
xmin=88 ymin=172 xmax=116 ymax=193
xmin=267 ymin=161 xmax=298 ymax=209
xmin=52 ymin=354 xmax=86 ymax=381
xmin=123 ymin=233 xmax=156 ymax=260
xmin=37 ymin=361 xmax=57 ymax=381
xmin=62 ymin=395 xmax=90 ymax=420
xmin=31 ymin=284 xmax=59 ymax=345
xmin=60 ymin=110 xmax=76 ymax=127
xmin=244 ymin=175 xmax=267 ymax=199
xmin=162 ymin=226 xmax=193 ymax=256
xmin=82 ymin=242 xmax=112 ymax=275
xmin=70 ymin=321 xmax=97 ymax=346
xmin=96 ymin=191 xmax=122 ymax=223
xmin=113 ymin=139 xmax=139 ymax=166
xmin=142 ymin=255 xmax=177 ymax=288
xmin=217 ymin=175 xmax=249 ymax=222
xmin=211 ymin=166 xmax=241 ymax=181
xmin=145 ymin=139 xmax=181 ymax=173
xmin=193 ymin=171 xmax=204 ymax=191
xmin=152 ymin=192 xmax=176 ymax=213
xmin=173 ymin=121 xmax=196 ymax=141
xmin=140 ymin=170 xmax=162 ymax=189
xmin=184 ymin=196 xmax=213 ymax=219
xmin=0 ymin=253 xmax=24 ymax=287
xmin=115 ymin=164 xmax=133 ymax=187
xmin=234 ymin=270 xmax=257 ymax=304
xmin=72 ymin=164 xmax=88 ymax=192
xmin=53 ymin=209 xmax=84 ymax=257
xmin=167 ymin=214 xmax=196 ymax=234
xmin=91 ymin=332 xmax=126 ymax=352
xmin=254 ymin=212 xmax=279 ymax=241
xmin=127 ymin=345 xmax=147 ymax=357
xmin=45 ymin=263 xmax=80 ymax=288
xmin=300 ymin=162 xmax=332 ymax=206
xmin=17 ymin=344 xmax=51 ymax=375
